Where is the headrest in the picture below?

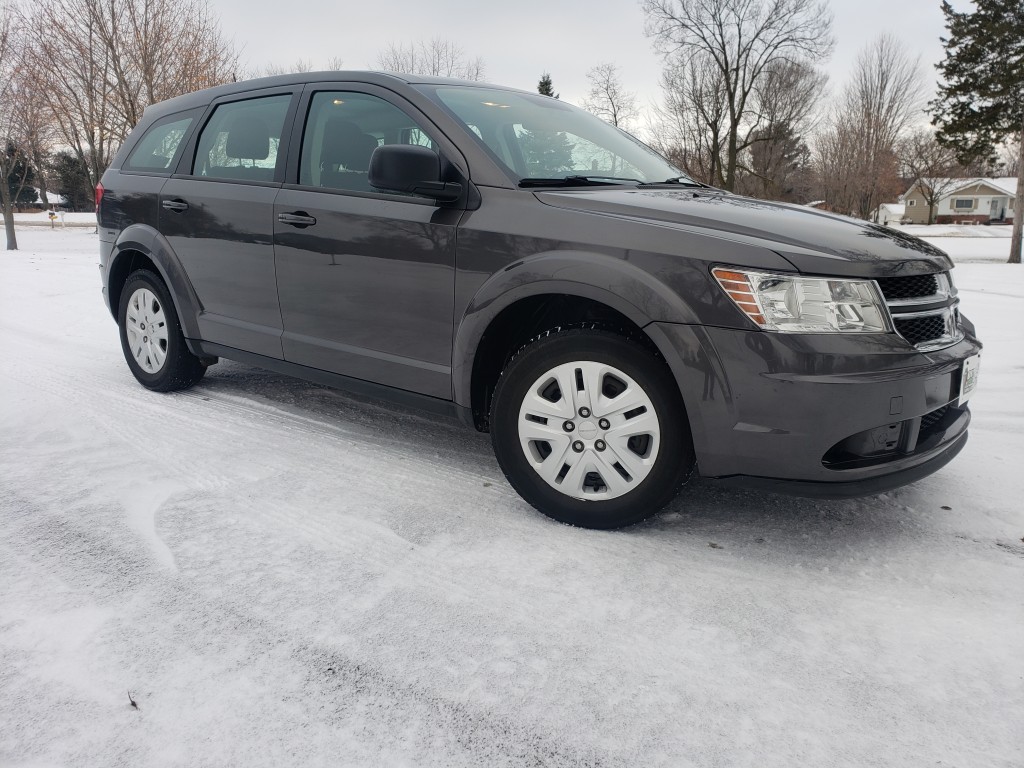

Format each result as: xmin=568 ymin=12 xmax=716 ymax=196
xmin=321 ymin=119 xmax=379 ymax=172
xmin=225 ymin=116 xmax=271 ymax=160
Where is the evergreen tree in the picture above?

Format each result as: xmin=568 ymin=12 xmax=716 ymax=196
xmin=517 ymin=129 xmax=575 ymax=177
xmin=931 ymin=0 xmax=1024 ymax=263
xmin=5 ymin=144 xmax=37 ymax=206
xmin=50 ymin=151 xmax=94 ymax=211
xmin=745 ymin=123 xmax=813 ymax=203
xmin=537 ymin=73 xmax=559 ymax=99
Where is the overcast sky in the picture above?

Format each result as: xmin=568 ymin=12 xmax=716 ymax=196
xmin=221 ymin=0 xmax=972 ymax=120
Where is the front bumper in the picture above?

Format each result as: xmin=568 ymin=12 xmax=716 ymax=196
xmin=648 ymin=319 xmax=982 ymax=497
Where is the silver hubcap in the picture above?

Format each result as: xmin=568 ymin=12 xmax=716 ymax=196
xmin=125 ymin=288 xmax=168 ymax=373
xmin=518 ymin=361 xmax=661 ymax=500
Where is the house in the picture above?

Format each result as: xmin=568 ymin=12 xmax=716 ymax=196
xmin=13 ymin=188 xmax=70 ymax=212
xmin=872 ymin=203 xmax=906 ymax=226
xmin=902 ymin=177 xmax=1017 ymax=225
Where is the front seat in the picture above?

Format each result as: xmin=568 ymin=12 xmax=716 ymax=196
xmin=319 ymin=119 xmax=379 ymax=191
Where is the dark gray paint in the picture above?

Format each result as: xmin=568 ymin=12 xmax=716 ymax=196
xmin=98 ymin=71 xmax=982 ymax=496
xmin=158 ymin=178 xmax=285 ymax=358
xmin=274 ymin=188 xmax=459 ymax=399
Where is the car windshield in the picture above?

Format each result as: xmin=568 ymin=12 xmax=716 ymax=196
xmin=423 ymin=85 xmax=688 ymax=185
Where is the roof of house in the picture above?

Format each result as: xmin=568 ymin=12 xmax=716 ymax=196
xmin=877 ymin=203 xmax=906 ymax=213
xmin=29 ymin=187 xmax=68 ymax=205
xmin=907 ymin=177 xmax=1018 ymax=198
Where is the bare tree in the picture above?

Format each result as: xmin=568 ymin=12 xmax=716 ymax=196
xmin=23 ymin=2 xmax=117 ymax=189
xmin=814 ymin=35 xmax=924 ymax=219
xmin=1001 ymin=138 xmax=1021 ymax=179
xmin=1 ymin=3 xmax=27 ymax=250
xmin=738 ymin=59 xmax=826 ymax=200
xmin=376 ymin=38 xmax=484 ymax=81
xmin=260 ymin=58 xmax=317 ymax=77
xmin=582 ymin=63 xmax=639 ymax=130
xmin=750 ymin=59 xmax=827 ymax=140
xmin=643 ymin=0 xmax=833 ymax=190
xmin=257 ymin=56 xmax=344 ymax=77
xmin=647 ymin=54 xmax=729 ymax=185
xmin=24 ymin=0 xmax=238 ymax=189
xmin=898 ymin=128 xmax=963 ymax=224
xmin=8 ymin=43 xmax=58 ymax=209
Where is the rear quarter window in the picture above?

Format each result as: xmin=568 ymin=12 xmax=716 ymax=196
xmin=124 ymin=114 xmax=196 ymax=173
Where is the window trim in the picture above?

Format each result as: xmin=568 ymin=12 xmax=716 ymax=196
xmin=951 ymin=197 xmax=975 ymax=210
xmin=170 ymin=87 xmax=301 ymax=185
xmin=121 ymin=109 xmax=203 ymax=176
xmin=283 ymin=82 xmax=469 ymax=199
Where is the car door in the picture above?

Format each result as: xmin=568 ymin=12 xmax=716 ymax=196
xmin=273 ymin=85 xmax=464 ymax=399
xmin=160 ymin=88 xmax=299 ymax=359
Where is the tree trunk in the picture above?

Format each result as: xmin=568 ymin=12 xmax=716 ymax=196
xmin=35 ymin=152 xmax=50 ymax=206
xmin=1010 ymin=121 xmax=1024 ymax=265
xmin=1 ymin=178 xmax=18 ymax=251
xmin=725 ymin=120 xmax=739 ymax=191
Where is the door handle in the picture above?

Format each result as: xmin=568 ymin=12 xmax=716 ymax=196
xmin=161 ymin=199 xmax=189 ymax=213
xmin=278 ymin=211 xmax=317 ymax=227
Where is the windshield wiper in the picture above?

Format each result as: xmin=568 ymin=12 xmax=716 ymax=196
xmin=519 ymin=175 xmax=643 ymax=188
xmin=639 ymin=176 xmax=715 ymax=189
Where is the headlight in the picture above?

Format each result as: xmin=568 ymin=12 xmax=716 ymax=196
xmin=712 ymin=267 xmax=891 ymax=333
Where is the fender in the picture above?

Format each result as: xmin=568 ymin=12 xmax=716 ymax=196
xmin=107 ymin=224 xmax=204 ymax=341
xmin=451 ymin=249 xmax=701 ymax=408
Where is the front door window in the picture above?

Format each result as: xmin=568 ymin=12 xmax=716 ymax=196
xmin=299 ymin=91 xmax=436 ymax=194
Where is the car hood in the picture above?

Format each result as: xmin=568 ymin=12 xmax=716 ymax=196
xmin=534 ymin=188 xmax=953 ymax=278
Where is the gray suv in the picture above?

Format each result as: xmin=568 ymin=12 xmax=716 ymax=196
xmin=97 ymin=72 xmax=982 ymax=529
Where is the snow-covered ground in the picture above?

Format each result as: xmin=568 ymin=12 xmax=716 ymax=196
xmin=1 ymin=227 xmax=1022 ymax=768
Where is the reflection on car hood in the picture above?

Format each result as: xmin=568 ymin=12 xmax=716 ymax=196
xmin=535 ymin=188 xmax=953 ymax=277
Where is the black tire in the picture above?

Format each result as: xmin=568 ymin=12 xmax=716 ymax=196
xmin=118 ymin=269 xmax=205 ymax=392
xmin=490 ymin=329 xmax=695 ymax=529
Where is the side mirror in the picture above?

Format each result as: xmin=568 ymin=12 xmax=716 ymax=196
xmin=368 ymin=144 xmax=463 ymax=202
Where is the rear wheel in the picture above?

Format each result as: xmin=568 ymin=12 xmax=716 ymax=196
xmin=490 ymin=329 xmax=694 ymax=529
xmin=118 ymin=270 xmax=205 ymax=392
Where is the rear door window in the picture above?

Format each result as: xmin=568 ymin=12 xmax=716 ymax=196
xmin=193 ymin=95 xmax=292 ymax=182
xmin=124 ymin=113 xmax=196 ymax=173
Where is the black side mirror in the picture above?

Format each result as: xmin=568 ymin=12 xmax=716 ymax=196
xmin=368 ymin=144 xmax=463 ymax=202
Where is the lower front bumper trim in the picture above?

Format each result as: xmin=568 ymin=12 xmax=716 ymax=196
xmin=707 ymin=431 xmax=968 ymax=499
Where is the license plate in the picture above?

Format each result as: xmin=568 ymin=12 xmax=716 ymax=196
xmin=957 ymin=354 xmax=980 ymax=407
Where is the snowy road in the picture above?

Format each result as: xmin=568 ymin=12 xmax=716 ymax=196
xmin=2 ymin=228 xmax=1022 ymax=767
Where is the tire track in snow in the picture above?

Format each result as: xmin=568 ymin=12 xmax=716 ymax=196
xmin=2 ymin=331 xmax=525 ymax=609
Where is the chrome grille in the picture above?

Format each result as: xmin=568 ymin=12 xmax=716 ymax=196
xmin=894 ymin=314 xmax=948 ymax=345
xmin=877 ymin=274 xmax=939 ymax=301
xmin=876 ymin=271 xmax=962 ymax=351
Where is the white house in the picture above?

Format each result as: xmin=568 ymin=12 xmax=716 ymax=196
xmin=902 ymin=177 xmax=1017 ymax=225
xmin=872 ymin=202 xmax=906 ymax=226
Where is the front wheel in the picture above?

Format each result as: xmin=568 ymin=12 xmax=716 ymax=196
xmin=490 ymin=329 xmax=695 ymax=529
xmin=118 ymin=269 xmax=205 ymax=392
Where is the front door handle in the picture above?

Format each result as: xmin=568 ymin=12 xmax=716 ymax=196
xmin=278 ymin=211 xmax=317 ymax=227
xmin=161 ymin=199 xmax=188 ymax=213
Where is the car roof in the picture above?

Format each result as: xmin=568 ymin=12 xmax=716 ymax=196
xmin=144 ymin=71 xmax=532 ymax=120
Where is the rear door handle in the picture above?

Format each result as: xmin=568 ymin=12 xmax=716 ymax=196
xmin=278 ymin=211 xmax=317 ymax=227
xmin=161 ymin=199 xmax=188 ymax=213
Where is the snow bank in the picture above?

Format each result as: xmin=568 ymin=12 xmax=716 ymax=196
xmin=3 ymin=211 xmax=98 ymax=227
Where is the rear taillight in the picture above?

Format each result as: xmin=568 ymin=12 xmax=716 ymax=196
xmin=95 ymin=182 xmax=104 ymax=217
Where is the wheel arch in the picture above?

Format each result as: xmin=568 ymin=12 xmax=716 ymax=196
xmin=453 ymin=250 xmax=700 ymax=431
xmin=106 ymin=225 xmax=203 ymax=340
